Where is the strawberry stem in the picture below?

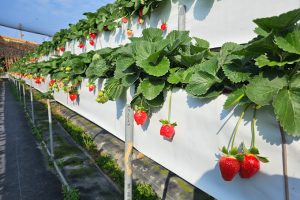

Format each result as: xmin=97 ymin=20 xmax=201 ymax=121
xmin=251 ymin=106 xmax=257 ymax=148
xmin=230 ymin=104 xmax=251 ymax=150
xmin=167 ymin=90 xmax=172 ymax=122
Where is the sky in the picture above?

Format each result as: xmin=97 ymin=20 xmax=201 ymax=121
xmin=0 ymin=0 xmax=114 ymax=44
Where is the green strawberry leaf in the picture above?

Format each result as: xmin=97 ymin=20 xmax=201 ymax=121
xmin=138 ymin=78 xmax=165 ymax=100
xmin=273 ymin=87 xmax=300 ymax=136
xmin=224 ymin=87 xmax=246 ymax=109
xmin=242 ymin=33 xmax=278 ymax=56
xmin=194 ymin=38 xmax=210 ymax=51
xmin=218 ymin=42 xmax=243 ymax=67
xmin=121 ymin=73 xmax=139 ymax=87
xmin=193 ymin=56 xmax=219 ymax=76
xmin=167 ymin=69 xmax=183 ymax=84
xmin=137 ymin=56 xmax=170 ymax=77
xmin=254 ymin=27 xmax=269 ymax=37
xmin=290 ymin=72 xmax=300 ymax=89
xmin=132 ymin=41 xmax=155 ymax=61
xmin=86 ymin=58 xmax=109 ymax=78
xmin=222 ymin=63 xmax=253 ymax=83
xmin=255 ymin=54 xmax=300 ymax=67
xmin=246 ymin=72 xmax=287 ymax=106
xmin=141 ymin=28 xmax=163 ymax=42
xmin=104 ymin=78 xmax=125 ymax=101
xmin=166 ymin=30 xmax=191 ymax=53
xmin=186 ymin=71 xmax=220 ymax=96
xmin=116 ymin=56 xmax=135 ymax=71
xmin=145 ymin=93 xmax=164 ymax=108
xmin=274 ymin=29 xmax=300 ymax=55
xmin=253 ymin=8 xmax=300 ymax=32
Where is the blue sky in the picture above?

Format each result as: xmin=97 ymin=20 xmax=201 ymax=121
xmin=0 ymin=0 xmax=114 ymax=43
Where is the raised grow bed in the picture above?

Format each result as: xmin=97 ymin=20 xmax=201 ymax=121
xmin=10 ymin=0 xmax=300 ymax=199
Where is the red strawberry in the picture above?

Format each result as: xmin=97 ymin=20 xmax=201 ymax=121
xmin=69 ymin=93 xmax=77 ymax=102
xmin=89 ymin=33 xmax=97 ymax=39
xmin=219 ymin=156 xmax=241 ymax=181
xmin=88 ymin=85 xmax=95 ymax=92
xmin=122 ymin=17 xmax=128 ymax=23
xmin=78 ymin=42 xmax=84 ymax=48
xmin=49 ymin=79 xmax=56 ymax=86
xmin=161 ymin=22 xmax=167 ymax=31
xmin=89 ymin=40 xmax=95 ymax=46
xmin=159 ymin=121 xmax=176 ymax=139
xmin=139 ymin=7 xmax=143 ymax=17
xmin=60 ymin=47 xmax=65 ymax=52
xmin=35 ymin=78 xmax=41 ymax=84
xmin=138 ymin=17 xmax=144 ymax=24
xmin=127 ymin=29 xmax=133 ymax=37
xmin=239 ymin=154 xmax=260 ymax=178
xmin=134 ymin=110 xmax=147 ymax=125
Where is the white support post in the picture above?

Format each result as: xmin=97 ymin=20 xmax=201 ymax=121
xmin=47 ymin=99 xmax=54 ymax=157
xmin=178 ymin=4 xmax=186 ymax=31
xmin=124 ymin=105 xmax=134 ymax=200
xmin=30 ymin=85 xmax=35 ymax=125
xmin=22 ymin=84 xmax=26 ymax=109
xmin=18 ymin=81 xmax=21 ymax=101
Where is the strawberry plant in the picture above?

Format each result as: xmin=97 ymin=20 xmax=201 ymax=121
xmin=239 ymin=106 xmax=269 ymax=178
xmin=219 ymin=104 xmax=251 ymax=181
xmin=10 ymin=8 xmax=300 ymax=138
xmin=219 ymin=104 xmax=269 ymax=181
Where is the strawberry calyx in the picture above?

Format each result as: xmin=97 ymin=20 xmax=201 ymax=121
xmin=159 ymin=119 xmax=177 ymax=127
xmin=159 ymin=119 xmax=177 ymax=139
xmin=220 ymin=146 xmax=244 ymax=161
xmin=242 ymin=145 xmax=269 ymax=163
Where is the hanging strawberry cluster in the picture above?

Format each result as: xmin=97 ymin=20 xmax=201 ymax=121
xmin=219 ymin=105 xmax=269 ymax=181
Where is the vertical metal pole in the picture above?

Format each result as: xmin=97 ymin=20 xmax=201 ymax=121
xmin=47 ymin=99 xmax=54 ymax=157
xmin=124 ymin=105 xmax=133 ymax=200
xmin=30 ymin=85 xmax=35 ymax=125
xmin=18 ymin=81 xmax=21 ymax=101
xmin=22 ymin=84 xmax=26 ymax=109
xmin=178 ymin=4 xmax=186 ymax=31
xmin=280 ymin=126 xmax=289 ymax=200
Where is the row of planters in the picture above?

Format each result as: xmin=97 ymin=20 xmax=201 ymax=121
xmin=19 ymin=0 xmax=167 ymax=60
xmin=10 ymin=8 xmax=300 ymax=200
